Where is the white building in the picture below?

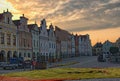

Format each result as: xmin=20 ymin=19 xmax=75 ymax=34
xmin=39 ymin=19 xmax=49 ymax=61
xmin=47 ymin=24 xmax=56 ymax=61
xmin=28 ymin=23 xmax=39 ymax=59
xmin=71 ymin=34 xmax=75 ymax=57
xmin=102 ymin=40 xmax=113 ymax=59
xmin=79 ymin=34 xmax=92 ymax=56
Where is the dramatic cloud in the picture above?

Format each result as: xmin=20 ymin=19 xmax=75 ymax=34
xmin=6 ymin=0 xmax=120 ymax=32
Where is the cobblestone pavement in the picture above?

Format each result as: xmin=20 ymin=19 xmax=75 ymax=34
xmin=65 ymin=78 xmax=120 ymax=81
xmin=0 ymin=67 xmax=31 ymax=74
xmin=48 ymin=56 xmax=120 ymax=68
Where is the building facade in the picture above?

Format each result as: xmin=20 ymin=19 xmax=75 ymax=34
xmin=55 ymin=26 xmax=71 ymax=59
xmin=0 ymin=10 xmax=17 ymax=62
xmin=71 ymin=34 xmax=75 ymax=57
xmin=102 ymin=40 xmax=113 ymax=59
xmin=79 ymin=34 xmax=92 ymax=56
xmin=0 ymin=10 xmax=98 ymax=62
xmin=47 ymin=24 xmax=56 ymax=62
xmin=92 ymin=42 xmax=103 ymax=56
xmin=39 ymin=19 xmax=49 ymax=61
xmin=74 ymin=34 xmax=79 ymax=56
xmin=28 ymin=23 xmax=39 ymax=60
xmin=13 ymin=14 xmax=32 ymax=61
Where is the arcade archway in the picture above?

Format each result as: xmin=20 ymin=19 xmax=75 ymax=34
xmin=7 ymin=51 xmax=12 ymax=61
xmin=0 ymin=50 xmax=5 ymax=62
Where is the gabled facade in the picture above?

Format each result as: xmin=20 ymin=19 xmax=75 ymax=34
xmin=39 ymin=19 xmax=49 ymax=61
xmin=0 ymin=10 xmax=17 ymax=62
xmin=55 ymin=26 xmax=72 ymax=59
xmin=47 ymin=24 xmax=56 ymax=62
xmin=28 ymin=23 xmax=39 ymax=60
xmin=79 ymin=34 xmax=92 ymax=56
xmin=92 ymin=42 xmax=103 ymax=56
xmin=102 ymin=40 xmax=113 ymax=58
xmin=55 ymin=27 xmax=61 ymax=61
xmin=13 ymin=14 xmax=32 ymax=61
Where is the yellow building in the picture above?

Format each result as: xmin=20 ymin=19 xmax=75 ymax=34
xmin=0 ymin=10 xmax=17 ymax=62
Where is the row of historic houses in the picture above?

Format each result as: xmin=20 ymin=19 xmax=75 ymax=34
xmin=0 ymin=10 xmax=92 ymax=62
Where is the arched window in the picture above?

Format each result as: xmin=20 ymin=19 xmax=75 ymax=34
xmin=13 ymin=51 xmax=17 ymax=58
xmin=0 ymin=50 xmax=5 ymax=62
xmin=28 ymin=53 xmax=30 ymax=58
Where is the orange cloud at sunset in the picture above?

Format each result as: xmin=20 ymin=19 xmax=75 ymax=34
xmin=0 ymin=0 xmax=120 ymax=45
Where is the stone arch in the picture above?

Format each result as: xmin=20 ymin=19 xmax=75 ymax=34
xmin=7 ymin=51 xmax=12 ymax=61
xmin=13 ymin=51 xmax=17 ymax=58
xmin=0 ymin=50 xmax=5 ymax=62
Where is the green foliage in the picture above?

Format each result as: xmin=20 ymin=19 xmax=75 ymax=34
xmin=109 ymin=47 xmax=119 ymax=54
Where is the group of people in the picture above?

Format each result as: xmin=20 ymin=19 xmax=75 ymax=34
xmin=23 ymin=60 xmax=37 ymax=70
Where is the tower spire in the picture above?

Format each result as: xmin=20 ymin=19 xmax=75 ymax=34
xmin=23 ymin=14 xmax=24 ymax=17
xmin=35 ymin=20 xmax=36 ymax=24
xmin=7 ymin=9 xmax=8 ymax=12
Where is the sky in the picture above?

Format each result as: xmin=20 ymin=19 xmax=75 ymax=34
xmin=0 ymin=0 xmax=120 ymax=45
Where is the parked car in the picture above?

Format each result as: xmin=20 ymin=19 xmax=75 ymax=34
xmin=0 ymin=62 xmax=7 ymax=67
xmin=2 ymin=63 xmax=18 ymax=70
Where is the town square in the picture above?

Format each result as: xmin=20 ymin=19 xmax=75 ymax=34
xmin=0 ymin=0 xmax=120 ymax=81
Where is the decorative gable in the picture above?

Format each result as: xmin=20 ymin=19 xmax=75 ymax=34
xmin=39 ymin=19 xmax=48 ymax=37
xmin=48 ymin=23 xmax=55 ymax=38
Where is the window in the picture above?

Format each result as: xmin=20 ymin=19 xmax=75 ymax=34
xmin=34 ymin=40 xmax=35 ymax=47
xmin=1 ymin=33 xmax=4 ymax=44
xmin=26 ymin=41 xmax=30 ymax=47
xmin=7 ymin=17 xmax=10 ymax=24
xmin=13 ymin=35 xmax=16 ymax=46
xmin=37 ymin=41 xmax=38 ymax=47
xmin=54 ymin=44 xmax=56 ymax=48
xmin=24 ymin=53 xmax=26 ymax=57
xmin=23 ymin=38 xmax=25 ymax=47
xmin=7 ymin=34 xmax=11 ymax=45
xmin=19 ymin=53 xmax=22 ymax=57
xmin=28 ymin=53 xmax=30 ymax=57
xmin=49 ymin=43 xmax=51 ymax=48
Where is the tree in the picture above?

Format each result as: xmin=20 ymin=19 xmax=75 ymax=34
xmin=109 ymin=47 xmax=119 ymax=55
xmin=109 ymin=47 xmax=119 ymax=62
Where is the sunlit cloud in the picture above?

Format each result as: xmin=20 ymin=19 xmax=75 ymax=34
xmin=0 ymin=0 xmax=120 ymax=44
xmin=3 ymin=0 xmax=119 ymax=31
